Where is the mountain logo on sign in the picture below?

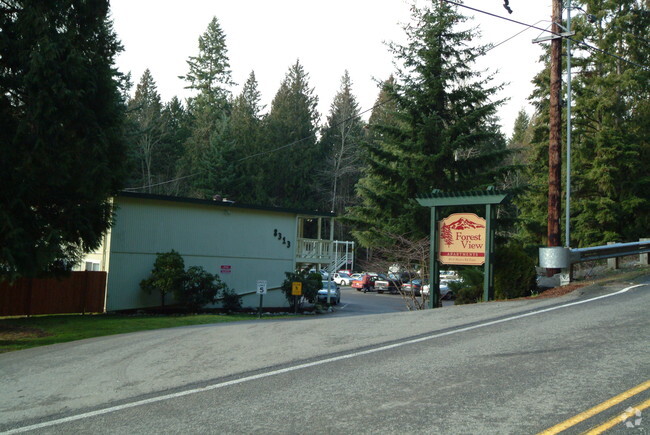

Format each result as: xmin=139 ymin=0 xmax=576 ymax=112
xmin=441 ymin=217 xmax=485 ymax=246
xmin=446 ymin=217 xmax=485 ymax=230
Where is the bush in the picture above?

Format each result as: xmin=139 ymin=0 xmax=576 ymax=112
xmin=178 ymin=266 xmax=223 ymax=312
xmin=140 ymin=250 xmax=185 ymax=308
xmin=141 ymin=252 xmax=243 ymax=313
xmin=452 ymin=267 xmax=485 ymax=305
xmin=281 ymin=271 xmax=322 ymax=310
xmin=221 ymin=286 xmax=243 ymax=313
xmin=494 ymin=244 xmax=537 ymax=299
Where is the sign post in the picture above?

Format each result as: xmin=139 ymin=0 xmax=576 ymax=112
xmin=291 ymin=282 xmax=302 ymax=314
xmin=416 ymin=189 xmax=508 ymax=308
xmin=256 ymin=280 xmax=267 ymax=319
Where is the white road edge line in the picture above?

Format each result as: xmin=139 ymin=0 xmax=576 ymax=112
xmin=4 ymin=284 xmax=645 ymax=434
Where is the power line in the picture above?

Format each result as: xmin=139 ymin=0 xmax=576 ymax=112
xmin=443 ymin=0 xmax=650 ymax=71
xmin=122 ymin=5 xmax=554 ymax=194
xmin=125 ymin=1 xmax=648 ymax=193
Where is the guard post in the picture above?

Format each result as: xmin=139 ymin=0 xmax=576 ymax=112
xmin=416 ymin=188 xmax=509 ymax=308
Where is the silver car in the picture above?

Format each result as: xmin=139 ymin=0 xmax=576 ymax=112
xmin=317 ymin=281 xmax=341 ymax=305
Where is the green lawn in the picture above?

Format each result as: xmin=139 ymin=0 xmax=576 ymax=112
xmin=0 ymin=312 xmax=293 ymax=354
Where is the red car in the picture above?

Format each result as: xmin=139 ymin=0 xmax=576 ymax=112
xmin=352 ymin=274 xmax=379 ymax=292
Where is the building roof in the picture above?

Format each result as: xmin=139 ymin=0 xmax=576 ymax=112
xmin=117 ymin=191 xmax=336 ymax=217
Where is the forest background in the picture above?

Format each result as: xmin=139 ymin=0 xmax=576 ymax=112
xmin=1 ymin=0 xmax=648 ymax=279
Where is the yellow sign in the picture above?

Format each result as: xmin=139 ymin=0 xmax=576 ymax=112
xmin=438 ymin=213 xmax=487 ymax=265
xmin=291 ymin=282 xmax=302 ymax=296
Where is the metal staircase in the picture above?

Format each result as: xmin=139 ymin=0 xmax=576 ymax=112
xmin=326 ymin=241 xmax=355 ymax=273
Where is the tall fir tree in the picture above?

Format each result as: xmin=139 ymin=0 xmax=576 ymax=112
xmin=261 ymin=60 xmax=322 ymax=210
xmin=569 ymin=0 xmax=650 ymax=246
xmin=158 ymin=97 xmax=191 ymax=195
xmin=513 ymin=49 xmax=553 ymax=248
xmin=126 ymin=69 xmax=165 ymax=192
xmin=0 ymin=0 xmax=128 ymax=278
xmin=179 ymin=17 xmax=235 ymax=199
xmin=346 ymin=2 xmax=510 ymax=247
xmin=229 ymin=71 xmax=266 ymax=204
xmin=319 ymin=71 xmax=366 ymax=222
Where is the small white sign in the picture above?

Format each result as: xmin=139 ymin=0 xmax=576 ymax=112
xmin=256 ymin=280 xmax=267 ymax=295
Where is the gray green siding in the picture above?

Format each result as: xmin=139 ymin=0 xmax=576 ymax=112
xmin=106 ymin=197 xmax=298 ymax=311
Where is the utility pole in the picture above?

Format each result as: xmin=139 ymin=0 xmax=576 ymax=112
xmin=547 ymin=0 xmax=563 ymax=274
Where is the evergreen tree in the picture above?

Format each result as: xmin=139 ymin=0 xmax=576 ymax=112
xmin=229 ymin=71 xmax=266 ymax=204
xmin=180 ymin=17 xmax=234 ymax=107
xmin=512 ymin=51 xmax=553 ymax=248
xmin=346 ymin=2 xmax=510 ymax=247
xmin=261 ymin=60 xmax=322 ymax=210
xmin=158 ymin=97 xmax=191 ymax=195
xmin=569 ymin=0 xmax=650 ymax=246
xmin=319 ymin=71 xmax=366 ymax=221
xmin=126 ymin=69 xmax=165 ymax=192
xmin=0 ymin=0 xmax=127 ymax=278
xmin=179 ymin=17 xmax=235 ymax=199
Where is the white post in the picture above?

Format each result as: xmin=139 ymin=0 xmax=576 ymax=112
xmin=607 ymin=242 xmax=620 ymax=270
xmin=640 ymin=238 xmax=649 ymax=266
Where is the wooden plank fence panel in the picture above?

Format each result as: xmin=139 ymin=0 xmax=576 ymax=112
xmin=0 ymin=272 xmax=106 ymax=316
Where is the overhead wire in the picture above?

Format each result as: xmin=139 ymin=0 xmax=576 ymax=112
xmin=443 ymin=0 xmax=650 ymax=71
xmin=124 ymin=1 xmax=648 ymax=193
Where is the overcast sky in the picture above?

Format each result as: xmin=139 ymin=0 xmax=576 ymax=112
xmin=109 ymin=0 xmax=554 ymax=137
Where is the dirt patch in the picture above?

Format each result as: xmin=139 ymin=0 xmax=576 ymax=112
xmin=531 ymin=283 xmax=588 ymax=298
xmin=0 ymin=324 xmax=52 ymax=341
xmin=524 ymin=266 xmax=649 ymax=300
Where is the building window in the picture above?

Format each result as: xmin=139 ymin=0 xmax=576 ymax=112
xmin=85 ymin=262 xmax=100 ymax=271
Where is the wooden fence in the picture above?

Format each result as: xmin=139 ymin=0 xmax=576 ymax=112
xmin=0 ymin=272 xmax=107 ymax=316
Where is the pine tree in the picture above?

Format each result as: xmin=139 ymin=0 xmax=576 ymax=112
xmin=126 ymin=69 xmax=165 ymax=192
xmin=0 ymin=0 xmax=127 ymax=278
xmin=261 ymin=60 xmax=322 ymax=210
xmin=158 ymin=97 xmax=190 ymax=195
xmin=180 ymin=17 xmax=234 ymax=107
xmin=229 ymin=71 xmax=266 ymax=204
xmin=319 ymin=71 xmax=366 ymax=220
xmin=512 ymin=49 xmax=553 ymax=248
xmin=346 ymin=2 xmax=509 ymax=247
xmin=569 ymin=0 xmax=650 ymax=246
xmin=179 ymin=17 xmax=235 ymax=199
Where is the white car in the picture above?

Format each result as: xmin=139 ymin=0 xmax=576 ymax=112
xmin=308 ymin=269 xmax=329 ymax=280
xmin=421 ymin=280 xmax=455 ymax=300
xmin=317 ymin=281 xmax=340 ymax=305
xmin=332 ymin=272 xmax=352 ymax=286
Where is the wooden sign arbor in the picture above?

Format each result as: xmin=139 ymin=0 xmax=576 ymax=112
xmin=416 ymin=189 xmax=509 ymax=309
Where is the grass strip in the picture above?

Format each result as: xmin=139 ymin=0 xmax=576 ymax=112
xmin=0 ymin=312 xmax=293 ymax=353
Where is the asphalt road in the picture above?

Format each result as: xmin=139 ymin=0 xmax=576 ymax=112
xmin=1 ymin=275 xmax=648 ymax=434
xmin=334 ymin=286 xmax=455 ymax=316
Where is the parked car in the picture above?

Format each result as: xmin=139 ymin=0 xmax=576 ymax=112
xmin=374 ymin=274 xmax=401 ymax=294
xmin=351 ymin=273 xmax=379 ymax=292
xmin=308 ymin=269 xmax=329 ymax=279
xmin=350 ymin=273 xmax=363 ymax=281
xmin=317 ymin=281 xmax=340 ymax=305
xmin=332 ymin=272 xmax=352 ymax=286
xmin=401 ymin=279 xmax=426 ymax=296
xmin=421 ymin=281 xmax=455 ymax=300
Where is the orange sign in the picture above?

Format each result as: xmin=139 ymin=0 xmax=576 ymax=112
xmin=438 ymin=213 xmax=486 ymax=265
xmin=291 ymin=282 xmax=303 ymax=296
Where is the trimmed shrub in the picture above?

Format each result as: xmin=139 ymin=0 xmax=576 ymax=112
xmin=140 ymin=250 xmax=185 ymax=308
xmin=281 ymin=271 xmax=322 ymax=310
xmin=494 ymin=244 xmax=537 ymax=299
xmin=452 ymin=267 xmax=485 ymax=305
xmin=221 ymin=286 xmax=242 ymax=313
xmin=179 ymin=266 xmax=223 ymax=312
